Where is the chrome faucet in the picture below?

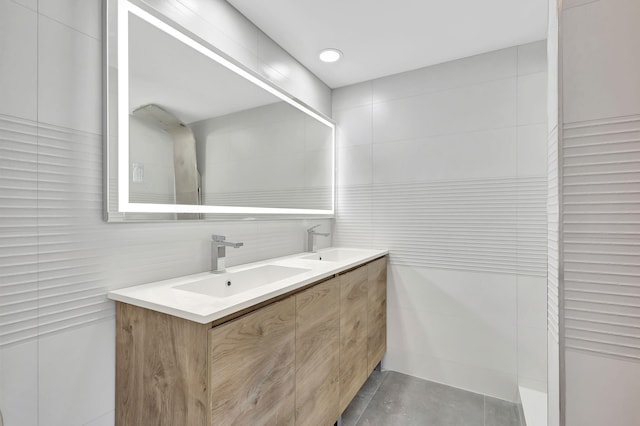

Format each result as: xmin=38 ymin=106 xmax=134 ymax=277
xmin=306 ymin=225 xmax=330 ymax=253
xmin=211 ymin=234 xmax=243 ymax=273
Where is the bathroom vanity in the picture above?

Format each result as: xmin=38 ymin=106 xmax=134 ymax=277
xmin=103 ymin=4 xmax=381 ymax=423
xmin=109 ymin=248 xmax=387 ymax=426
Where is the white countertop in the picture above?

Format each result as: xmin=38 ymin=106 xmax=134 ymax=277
xmin=107 ymin=247 xmax=388 ymax=323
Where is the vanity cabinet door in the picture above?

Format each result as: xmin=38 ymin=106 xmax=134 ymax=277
xmin=116 ymin=303 xmax=210 ymax=426
xmin=338 ymin=266 xmax=369 ymax=413
xmin=295 ymin=278 xmax=340 ymax=426
xmin=367 ymin=257 xmax=387 ymax=373
xmin=208 ymin=297 xmax=296 ymax=426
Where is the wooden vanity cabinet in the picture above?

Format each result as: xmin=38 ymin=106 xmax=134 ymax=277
xmin=115 ymin=303 xmax=210 ymax=426
xmin=338 ymin=266 xmax=369 ymax=413
xmin=295 ymin=278 xmax=340 ymax=425
xmin=367 ymin=257 xmax=387 ymax=373
xmin=115 ymin=256 xmax=387 ymax=426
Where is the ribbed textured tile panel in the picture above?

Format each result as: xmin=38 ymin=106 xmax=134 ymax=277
xmin=335 ymin=185 xmax=373 ymax=248
xmin=203 ymin=188 xmax=332 ymax=210
xmin=562 ymin=114 xmax=640 ymax=360
xmin=548 ymin=125 xmax=560 ymax=342
xmin=335 ymin=177 xmax=547 ymax=276
xmin=125 ymin=189 xmax=333 ymax=217
xmin=36 ymin=121 xmax=110 ymax=337
xmin=0 ymin=114 xmax=39 ymax=346
xmin=125 ymin=187 xmax=332 ymax=211
xmin=130 ymin=192 xmax=175 ymax=204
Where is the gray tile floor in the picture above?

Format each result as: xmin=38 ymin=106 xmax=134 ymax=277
xmin=341 ymin=371 xmax=522 ymax=426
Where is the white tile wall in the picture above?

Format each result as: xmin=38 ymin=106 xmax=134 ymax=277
xmin=10 ymin=0 xmax=36 ymax=11
xmin=517 ymin=72 xmax=548 ymax=126
xmin=562 ymin=0 xmax=598 ymax=9
xmin=337 ymin=144 xmax=373 ymax=187
xmin=547 ymin=330 xmax=561 ymax=426
xmin=388 ymin=266 xmax=518 ymax=318
xmin=518 ymin=276 xmax=548 ymax=326
xmin=371 ymin=47 xmax=517 ymax=104
xmin=0 ymin=1 xmax=332 ymax=425
xmin=518 ymin=42 xmax=549 ymax=398
xmin=517 ymin=276 xmax=548 ymax=391
xmin=333 ymin=105 xmax=372 ymax=148
xmin=37 ymin=14 xmax=102 ymax=134
xmin=38 ymin=320 xmax=115 ymax=426
xmin=565 ymin=350 xmax=640 ymax=426
xmin=84 ymin=411 xmax=115 ymax=426
xmin=372 ymin=129 xmax=517 ymax=183
xmin=384 ymin=350 xmax=519 ymax=402
xmin=562 ymin=0 xmax=640 ymax=124
xmin=0 ymin=0 xmax=37 ymax=121
xmin=518 ymin=41 xmax=548 ymax=76
xmin=0 ymin=341 xmax=39 ymax=426
xmin=388 ymin=307 xmax=517 ymax=375
xmin=547 ymin=0 xmax=559 ymax=134
xmin=517 ymin=124 xmax=548 ymax=176
xmin=38 ymin=0 xmax=102 ymax=39
xmin=387 ymin=266 xmax=518 ymax=398
xmin=333 ymin=41 xmax=548 ymax=401
xmin=372 ymin=78 xmax=517 ymax=143
xmin=332 ymin=81 xmax=372 ymax=111
xmin=518 ymin=326 xmax=548 ymax=391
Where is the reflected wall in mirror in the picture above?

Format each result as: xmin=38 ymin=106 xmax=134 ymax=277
xmin=105 ymin=0 xmax=335 ymax=221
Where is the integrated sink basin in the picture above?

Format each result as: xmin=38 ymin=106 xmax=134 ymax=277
xmin=300 ymin=248 xmax=366 ymax=262
xmin=175 ymin=264 xmax=310 ymax=299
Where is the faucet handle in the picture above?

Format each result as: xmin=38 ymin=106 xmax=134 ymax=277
xmin=307 ymin=224 xmax=321 ymax=233
xmin=212 ymin=234 xmax=226 ymax=242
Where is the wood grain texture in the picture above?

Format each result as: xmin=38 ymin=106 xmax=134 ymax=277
xmin=367 ymin=257 xmax=387 ymax=373
xmin=208 ymin=297 xmax=296 ymax=426
xmin=115 ymin=302 xmax=210 ymax=426
xmin=338 ymin=266 xmax=369 ymax=413
xmin=209 ymin=276 xmax=336 ymax=328
xmin=295 ymin=278 xmax=340 ymax=426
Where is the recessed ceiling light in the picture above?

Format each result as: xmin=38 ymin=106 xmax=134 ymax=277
xmin=319 ymin=48 xmax=343 ymax=63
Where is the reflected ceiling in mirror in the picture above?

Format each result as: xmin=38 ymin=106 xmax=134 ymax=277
xmin=105 ymin=0 xmax=335 ymax=221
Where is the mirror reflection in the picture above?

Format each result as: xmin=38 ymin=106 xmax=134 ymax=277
xmin=124 ymin=10 xmax=334 ymax=217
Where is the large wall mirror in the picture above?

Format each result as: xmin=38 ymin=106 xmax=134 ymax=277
xmin=104 ymin=0 xmax=335 ymax=221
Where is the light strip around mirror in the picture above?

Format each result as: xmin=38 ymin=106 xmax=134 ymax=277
xmin=117 ymin=0 xmax=335 ymax=216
